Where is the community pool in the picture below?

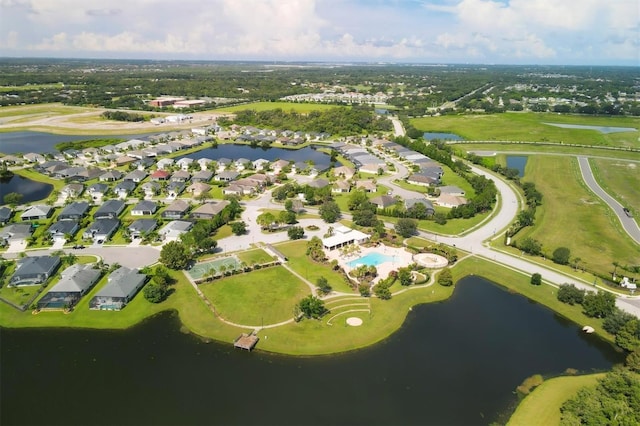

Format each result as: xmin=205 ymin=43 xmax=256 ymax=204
xmin=346 ymin=252 xmax=395 ymax=268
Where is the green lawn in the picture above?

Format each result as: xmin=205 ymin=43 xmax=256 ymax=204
xmin=511 ymin=155 xmax=639 ymax=279
xmin=0 ymin=103 xmax=92 ymax=118
xmin=210 ymin=101 xmax=340 ymax=113
xmin=237 ymin=248 xmax=274 ymax=265
xmin=275 ymin=240 xmax=355 ymax=294
xmin=13 ymin=168 xmax=64 ymax=193
xmin=507 ymin=374 xmax=605 ymax=426
xmin=199 ymin=266 xmax=310 ymax=325
xmin=411 ymin=113 xmax=640 ymax=149
xmin=590 ymin=158 xmax=640 ymax=217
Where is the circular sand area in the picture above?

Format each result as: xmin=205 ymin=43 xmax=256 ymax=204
xmin=414 ymin=253 xmax=448 ymax=269
xmin=346 ymin=317 xmax=363 ymax=326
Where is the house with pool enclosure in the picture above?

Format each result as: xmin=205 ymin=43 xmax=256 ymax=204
xmin=322 ymin=226 xmax=369 ymax=251
xmin=89 ymin=267 xmax=147 ymax=311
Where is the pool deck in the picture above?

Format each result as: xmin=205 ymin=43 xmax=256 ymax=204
xmin=327 ymin=244 xmax=414 ymax=283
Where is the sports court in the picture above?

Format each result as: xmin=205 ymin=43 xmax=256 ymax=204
xmin=187 ymin=256 xmax=241 ymax=280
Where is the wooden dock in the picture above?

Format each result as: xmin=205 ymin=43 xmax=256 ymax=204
xmin=233 ymin=333 xmax=259 ymax=351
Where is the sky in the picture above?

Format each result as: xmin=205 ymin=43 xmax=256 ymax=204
xmin=0 ymin=0 xmax=638 ymax=65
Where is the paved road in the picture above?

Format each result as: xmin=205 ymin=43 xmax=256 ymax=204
xmin=577 ymin=156 xmax=640 ymax=245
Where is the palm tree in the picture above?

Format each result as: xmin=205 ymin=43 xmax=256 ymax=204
xmin=208 ymin=267 xmax=216 ymax=282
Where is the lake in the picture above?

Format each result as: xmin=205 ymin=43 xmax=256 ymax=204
xmin=543 ymin=123 xmax=637 ymax=134
xmin=0 ymin=276 xmax=622 ymax=426
xmin=177 ymin=144 xmax=332 ymax=170
xmin=0 ymin=131 xmax=157 ymax=154
xmin=506 ymin=156 xmax=528 ymax=177
xmin=0 ymin=174 xmax=53 ymax=204
xmin=423 ymin=132 xmax=463 ymax=141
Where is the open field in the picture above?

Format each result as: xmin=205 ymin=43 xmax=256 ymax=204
xmin=210 ymin=101 xmax=340 ymax=113
xmin=512 ymin=156 xmax=639 ymax=277
xmin=590 ymin=158 xmax=640 ymax=217
xmin=411 ymin=113 xmax=640 ymax=149
xmin=452 ymin=143 xmax=640 ymax=162
xmin=507 ymin=373 xmax=605 ymax=426
xmin=199 ymin=266 xmax=309 ymax=325
xmin=0 ymin=83 xmax=66 ymax=93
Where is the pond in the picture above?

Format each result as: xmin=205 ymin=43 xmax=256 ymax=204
xmin=0 ymin=131 xmax=157 ymax=154
xmin=423 ymin=132 xmax=464 ymax=141
xmin=506 ymin=156 xmax=528 ymax=177
xmin=543 ymin=123 xmax=637 ymax=134
xmin=0 ymin=174 xmax=53 ymax=204
xmin=0 ymin=276 xmax=622 ymax=426
xmin=177 ymin=144 xmax=332 ymax=170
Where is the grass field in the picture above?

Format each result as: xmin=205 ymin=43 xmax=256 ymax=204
xmin=0 ymin=83 xmax=65 ymax=93
xmin=0 ymin=103 xmax=93 ymax=118
xmin=211 ymin=101 xmax=341 ymax=114
xmin=199 ymin=266 xmax=310 ymax=325
xmin=590 ymin=158 xmax=640 ymax=217
xmin=512 ymin=155 xmax=639 ymax=277
xmin=451 ymin=143 xmax=640 ymax=162
xmin=507 ymin=373 xmax=605 ymax=426
xmin=411 ymin=113 xmax=640 ymax=148
xmin=237 ymin=248 xmax=275 ymax=265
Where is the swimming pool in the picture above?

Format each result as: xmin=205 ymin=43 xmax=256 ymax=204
xmin=346 ymin=252 xmax=395 ymax=268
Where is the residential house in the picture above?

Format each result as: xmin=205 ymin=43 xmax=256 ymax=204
xmin=141 ymin=181 xmax=161 ymax=197
xmin=332 ymin=165 xmax=355 ymax=180
xmin=332 ymin=180 xmax=351 ymax=193
xmin=407 ymin=174 xmax=439 ymax=187
xmin=20 ymin=205 xmax=53 ymax=221
xmin=191 ymin=201 xmax=230 ymax=219
xmin=94 ymin=200 xmax=125 ymax=219
xmin=158 ymin=220 xmax=193 ymax=240
xmin=156 ymin=158 xmax=175 ymax=170
xmin=115 ymin=155 xmax=137 ymax=166
xmin=271 ymin=159 xmax=290 ymax=174
xmin=359 ymin=163 xmax=386 ymax=174
xmin=23 ymin=152 xmax=46 ymax=163
xmin=37 ymin=264 xmax=101 ymax=309
xmin=370 ymin=195 xmax=397 ymax=209
xmin=83 ymin=218 xmax=120 ymax=242
xmin=113 ymin=180 xmax=137 ymax=198
xmin=9 ymin=256 xmax=61 ymax=286
xmin=161 ymin=199 xmax=190 ymax=219
xmin=355 ymin=180 xmax=377 ymax=193
xmin=131 ymin=200 xmax=158 ymax=216
xmin=89 ymin=266 xmax=147 ymax=310
xmin=215 ymin=171 xmax=239 ymax=182
xmin=0 ymin=223 xmax=32 ymax=244
xmin=135 ymin=157 xmax=155 ymax=169
xmin=124 ymin=170 xmax=147 ymax=183
xmin=197 ymin=158 xmax=214 ymax=170
xmin=191 ymin=170 xmax=213 ymax=182
xmin=87 ymin=183 xmax=109 ymax=199
xmin=165 ymin=181 xmax=185 ymax=197
xmin=234 ymin=158 xmax=250 ymax=171
xmin=47 ymin=220 xmax=79 ymax=241
xmin=100 ymin=170 xmax=123 ymax=182
xmin=436 ymin=194 xmax=467 ymax=208
xmin=405 ymin=199 xmax=435 ymax=216
xmin=292 ymin=161 xmax=309 ymax=174
xmin=216 ymin=158 xmax=232 ymax=170
xmin=58 ymin=201 xmax=90 ymax=221
xmin=128 ymin=219 xmax=158 ymax=239
xmin=438 ymin=185 xmax=465 ymax=197
xmin=0 ymin=206 xmax=13 ymax=226
xmin=171 ymin=170 xmax=191 ymax=182
xmin=151 ymin=170 xmax=170 ymax=181
xmin=252 ymin=158 xmax=269 ymax=171
xmin=176 ymin=158 xmax=194 ymax=171
xmin=187 ymin=182 xmax=211 ymax=197
xmin=308 ymin=179 xmax=330 ymax=189
xmin=61 ymin=183 xmax=84 ymax=198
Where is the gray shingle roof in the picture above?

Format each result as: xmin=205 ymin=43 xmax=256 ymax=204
xmin=95 ymin=267 xmax=146 ymax=298
xmin=48 ymin=264 xmax=101 ymax=293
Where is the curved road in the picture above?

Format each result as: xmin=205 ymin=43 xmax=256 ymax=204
xmin=577 ymin=156 xmax=640 ymax=245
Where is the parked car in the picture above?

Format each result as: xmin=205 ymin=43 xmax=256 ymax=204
xmin=623 ymin=207 xmax=633 ymax=218
xmin=72 ymin=244 xmax=85 ymax=249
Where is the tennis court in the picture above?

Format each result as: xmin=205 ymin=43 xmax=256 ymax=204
xmin=187 ymin=256 xmax=241 ymax=280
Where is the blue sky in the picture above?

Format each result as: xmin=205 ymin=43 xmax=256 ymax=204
xmin=0 ymin=0 xmax=638 ymax=65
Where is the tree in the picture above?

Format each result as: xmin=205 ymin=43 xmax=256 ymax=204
xmin=374 ymin=282 xmax=392 ymax=300
xmin=159 ymin=241 xmax=192 ymax=270
xmin=552 ymin=247 xmax=571 ymax=265
xmin=3 ymin=192 xmax=23 ymax=206
xmin=287 ymin=226 xmax=305 ymax=240
xmin=626 ymin=348 xmax=640 ymax=372
xmin=319 ymin=200 xmax=341 ymax=223
xmin=438 ymin=268 xmax=453 ymax=287
xmin=278 ymin=210 xmax=297 ymax=225
xmin=530 ymin=273 xmax=542 ymax=286
xmin=316 ymin=276 xmax=332 ymax=295
xmin=257 ymin=212 xmax=275 ymax=230
xmin=230 ymin=221 xmax=247 ymax=235
xmin=582 ymin=291 xmax=616 ymax=318
xmin=518 ymin=237 xmax=542 ymax=256
xmin=615 ymin=319 xmax=640 ymax=352
xmin=143 ymin=282 xmax=169 ymax=303
xmin=395 ymin=218 xmax=417 ymax=238
xmin=296 ymin=295 xmax=328 ymax=319
xmin=603 ymin=309 xmax=636 ymax=335
xmin=557 ymin=284 xmax=586 ymax=305
xmin=398 ymin=268 xmax=412 ymax=286
xmin=358 ymin=283 xmax=371 ymax=297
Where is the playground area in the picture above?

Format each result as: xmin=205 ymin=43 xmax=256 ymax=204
xmin=187 ymin=256 xmax=241 ymax=280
